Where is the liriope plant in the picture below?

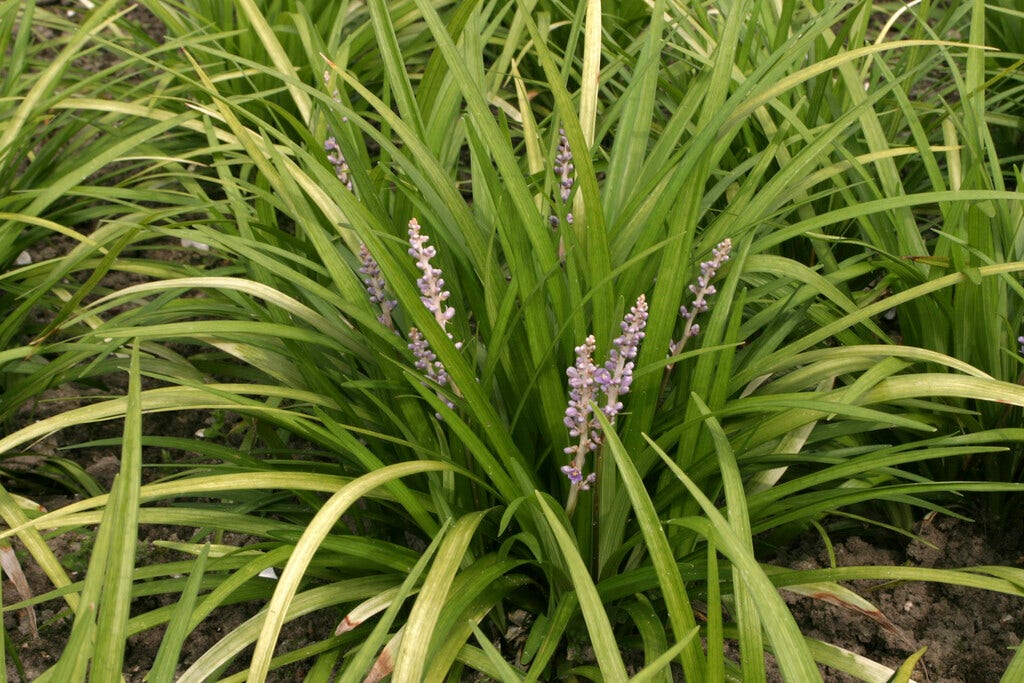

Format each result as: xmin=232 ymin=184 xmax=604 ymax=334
xmin=1 ymin=0 xmax=1023 ymax=681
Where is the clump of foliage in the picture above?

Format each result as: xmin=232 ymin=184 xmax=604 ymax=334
xmin=2 ymin=0 xmax=1024 ymax=680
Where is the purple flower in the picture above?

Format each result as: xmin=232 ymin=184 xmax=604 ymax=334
xmin=408 ymin=327 xmax=448 ymax=387
xmin=408 ymin=327 xmax=438 ymax=376
xmin=1018 ymin=335 xmax=1024 ymax=355
xmin=668 ymin=238 xmax=732 ymax=362
xmin=560 ymin=464 xmax=596 ymax=491
xmin=563 ymin=335 xmax=600 ymax=450
xmin=549 ymin=128 xmax=575 ymax=229
xmin=358 ymin=243 xmax=396 ymax=329
xmin=561 ymin=296 xmax=650 ymax=493
xmin=555 ymin=129 xmax=575 ymax=203
xmin=597 ymin=295 xmax=649 ymax=419
xmin=408 ymin=219 xmax=460 ymax=348
xmin=324 ymin=137 xmax=353 ymax=192
xmin=406 ymin=218 xmax=463 ymax=416
xmin=408 ymin=327 xmax=454 ymax=415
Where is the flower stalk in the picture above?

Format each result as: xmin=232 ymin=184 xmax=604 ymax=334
xmin=562 ymin=335 xmax=601 ymax=501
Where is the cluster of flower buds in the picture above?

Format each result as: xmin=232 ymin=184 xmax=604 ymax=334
xmin=668 ymin=238 xmax=732 ymax=365
xmin=322 ymin=69 xmax=353 ymax=191
xmin=355 ymin=219 xmax=462 ymax=417
xmin=405 ymin=219 xmax=460 ymax=414
xmin=597 ymin=295 xmax=648 ymax=418
xmin=549 ymin=128 xmax=575 ymax=229
xmin=408 ymin=219 xmax=460 ymax=348
xmin=358 ymin=244 xmax=396 ymax=329
xmin=561 ymin=295 xmax=649 ymax=491
xmin=408 ymin=327 xmax=453 ymax=411
xmin=324 ymin=137 xmax=353 ymax=192
xmin=562 ymin=335 xmax=600 ymax=490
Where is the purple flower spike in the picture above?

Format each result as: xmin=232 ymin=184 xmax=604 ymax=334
xmin=564 ymin=336 xmax=600 ymax=446
xmin=406 ymin=218 xmax=464 ymax=417
xmin=358 ymin=243 xmax=396 ymax=329
xmin=408 ymin=327 xmax=454 ymax=416
xmin=669 ymin=238 xmax=732 ymax=362
xmin=555 ymin=129 xmax=575 ymax=204
xmin=560 ymin=297 xmax=652 ymax=507
xmin=561 ymin=297 xmax=652 ymax=495
xmin=408 ymin=218 xmax=459 ymax=348
xmin=562 ymin=336 xmax=601 ymax=490
xmin=1018 ymin=334 xmax=1024 ymax=355
xmin=599 ymin=295 xmax=649 ymax=419
xmin=550 ymin=128 xmax=575 ymax=229
xmin=324 ymin=138 xmax=353 ymax=192
xmin=408 ymin=327 xmax=438 ymax=376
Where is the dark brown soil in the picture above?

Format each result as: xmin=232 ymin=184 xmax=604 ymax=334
xmin=774 ymin=513 xmax=1024 ymax=682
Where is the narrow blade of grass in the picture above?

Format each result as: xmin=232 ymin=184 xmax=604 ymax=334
xmin=535 ymin=492 xmax=629 ymax=683
xmin=92 ymin=343 xmax=145 ymax=680
xmin=392 ymin=510 xmax=489 ymax=682
xmin=146 ymin=544 xmax=212 ymax=683
xmin=247 ymin=461 xmax=451 ymax=682
xmin=597 ymin=412 xmax=705 ymax=681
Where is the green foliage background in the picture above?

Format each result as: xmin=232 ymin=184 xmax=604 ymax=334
xmin=1 ymin=0 xmax=1023 ymax=680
